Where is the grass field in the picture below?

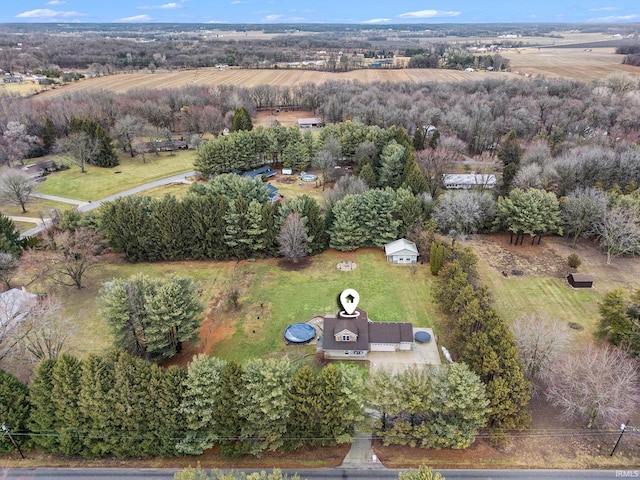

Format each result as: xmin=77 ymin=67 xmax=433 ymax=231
xmin=209 ymin=249 xmax=442 ymax=362
xmin=0 ymin=196 xmax=76 ymax=222
xmin=34 ymin=248 xmax=443 ymax=362
xmin=36 ymin=150 xmax=196 ymax=201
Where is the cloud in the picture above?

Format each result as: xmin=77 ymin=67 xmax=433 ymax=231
xmin=115 ymin=14 xmax=153 ymax=22
xmin=231 ymin=1 xmax=243 ymax=4
xmin=263 ymin=14 xmax=283 ymax=21
xmin=397 ymin=9 xmax=461 ymax=19
xmin=138 ymin=2 xmax=182 ymax=9
xmin=15 ymin=8 xmax=85 ymax=19
xmin=46 ymin=0 xmax=66 ymax=5
xmin=588 ymin=14 xmax=639 ymax=21
xmin=589 ymin=6 xmax=619 ymax=11
xmin=363 ymin=18 xmax=392 ymax=24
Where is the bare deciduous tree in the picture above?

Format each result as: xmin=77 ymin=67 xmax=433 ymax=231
xmin=545 ymin=343 xmax=640 ymax=428
xmin=113 ymin=115 xmax=143 ymax=157
xmin=561 ymin=187 xmax=607 ymax=247
xmin=54 ymin=131 xmax=100 ymax=173
xmin=279 ymin=212 xmax=307 ymax=264
xmin=0 ymin=252 xmax=18 ymax=290
xmin=433 ymin=190 xmax=495 ymax=243
xmin=324 ymin=174 xmax=369 ymax=206
xmin=512 ymin=313 xmax=571 ymax=395
xmin=0 ymin=287 xmax=38 ymax=364
xmin=596 ymin=206 xmax=640 ymax=264
xmin=19 ymin=294 xmax=74 ymax=362
xmin=0 ymin=169 xmax=38 ymax=213
xmin=52 ymin=227 xmax=105 ymax=289
xmin=0 ymin=121 xmax=41 ymax=166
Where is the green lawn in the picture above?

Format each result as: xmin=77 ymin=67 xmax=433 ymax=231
xmin=212 ymin=249 xmax=443 ymax=362
xmin=0 ymin=197 xmax=76 ymax=222
xmin=36 ymin=150 xmax=196 ymax=201
xmin=46 ymin=250 xmax=443 ymax=363
xmin=136 ymin=183 xmax=192 ymax=199
xmin=478 ymin=257 xmax=601 ymax=336
xmin=52 ymin=258 xmax=238 ymax=357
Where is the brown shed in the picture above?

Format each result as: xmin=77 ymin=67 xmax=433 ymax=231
xmin=567 ymin=273 xmax=593 ymax=289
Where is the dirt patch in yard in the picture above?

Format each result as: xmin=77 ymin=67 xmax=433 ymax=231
xmin=469 ymin=232 xmax=640 ymax=289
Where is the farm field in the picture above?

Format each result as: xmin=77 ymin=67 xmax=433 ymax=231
xmin=33 ymin=68 xmax=519 ymax=99
xmin=505 ymin=46 xmax=639 ymax=81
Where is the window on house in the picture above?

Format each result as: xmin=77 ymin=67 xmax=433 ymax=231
xmin=342 ymin=335 xmax=351 ymax=341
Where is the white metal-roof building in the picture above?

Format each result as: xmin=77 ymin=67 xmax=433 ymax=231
xmin=384 ymin=238 xmax=419 ymax=264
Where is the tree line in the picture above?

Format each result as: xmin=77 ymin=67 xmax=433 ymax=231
xmin=433 ymin=246 xmax=532 ymax=436
xmin=1 ymin=351 xmax=493 ymax=459
xmin=4 ymin=74 xmax=640 ymax=168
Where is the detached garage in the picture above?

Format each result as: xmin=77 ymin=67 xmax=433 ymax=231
xmin=384 ymin=238 xmax=419 ymax=264
xmin=567 ymin=273 xmax=594 ymax=289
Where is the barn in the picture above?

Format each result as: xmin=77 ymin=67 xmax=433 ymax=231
xmin=567 ymin=273 xmax=594 ymax=289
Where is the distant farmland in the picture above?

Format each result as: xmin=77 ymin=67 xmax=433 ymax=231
xmin=34 ymin=68 xmax=517 ymax=98
xmin=30 ymin=43 xmax=639 ymax=99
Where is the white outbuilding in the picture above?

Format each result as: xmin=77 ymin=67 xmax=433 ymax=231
xmin=384 ymin=238 xmax=419 ymax=264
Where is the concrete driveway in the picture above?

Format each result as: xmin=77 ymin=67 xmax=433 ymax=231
xmin=368 ymin=328 xmax=442 ymax=373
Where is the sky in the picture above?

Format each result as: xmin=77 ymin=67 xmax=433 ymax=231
xmin=1 ymin=0 xmax=639 ymax=24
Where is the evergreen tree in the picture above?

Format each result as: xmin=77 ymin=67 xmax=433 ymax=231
xmin=179 ymin=355 xmax=226 ymax=455
xmin=224 ymin=197 xmax=250 ymax=259
xmin=185 ymin=193 xmax=230 ymax=260
xmin=110 ymin=353 xmax=154 ymax=457
xmin=287 ymin=365 xmax=321 ymax=449
xmin=231 ymin=106 xmax=253 ymax=132
xmin=100 ymin=196 xmax=155 ymax=261
xmin=0 ymin=369 xmax=30 ymax=453
xmin=0 ymin=214 xmax=21 ymax=255
xmin=28 ymin=359 xmax=59 ymax=452
xmin=401 ymin=158 xmax=429 ymax=194
xmin=240 ymin=357 xmax=293 ymax=456
xmin=261 ymin=201 xmax=281 ymax=257
xmin=329 ymin=195 xmax=361 ymax=251
xmin=358 ymin=162 xmax=378 ymax=188
xmin=78 ymin=354 xmax=116 ymax=457
xmin=497 ymin=131 xmax=522 ymax=195
xmin=147 ymin=364 xmax=185 ymax=456
xmin=215 ymin=361 xmax=246 ymax=457
xmin=69 ymin=117 xmax=118 ymax=168
xmin=145 ymin=275 xmax=204 ymax=358
xmin=412 ymin=126 xmax=425 ymax=151
xmin=245 ymin=199 xmax=267 ymax=257
xmin=51 ymin=354 xmax=83 ymax=456
xmin=378 ymin=140 xmax=407 ymax=188
xmin=100 ymin=274 xmax=203 ymax=361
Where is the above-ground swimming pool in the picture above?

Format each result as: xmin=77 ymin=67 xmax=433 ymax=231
xmin=284 ymin=323 xmax=316 ymax=344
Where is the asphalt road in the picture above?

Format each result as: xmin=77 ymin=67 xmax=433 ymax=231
xmin=0 ymin=468 xmax=632 ymax=480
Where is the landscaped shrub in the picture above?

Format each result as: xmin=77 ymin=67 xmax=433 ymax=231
xmin=429 ymin=241 xmax=446 ymax=275
xmin=567 ymin=253 xmax=581 ymax=270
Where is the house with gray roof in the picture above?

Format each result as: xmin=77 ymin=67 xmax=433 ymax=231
xmin=321 ymin=307 xmax=413 ymax=359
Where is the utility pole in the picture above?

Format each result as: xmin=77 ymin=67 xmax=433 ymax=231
xmin=610 ymin=419 xmax=631 ymax=456
xmin=1 ymin=422 xmax=25 ymax=459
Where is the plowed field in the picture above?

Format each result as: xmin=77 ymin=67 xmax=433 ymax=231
xmin=34 ymin=68 xmax=518 ymax=99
